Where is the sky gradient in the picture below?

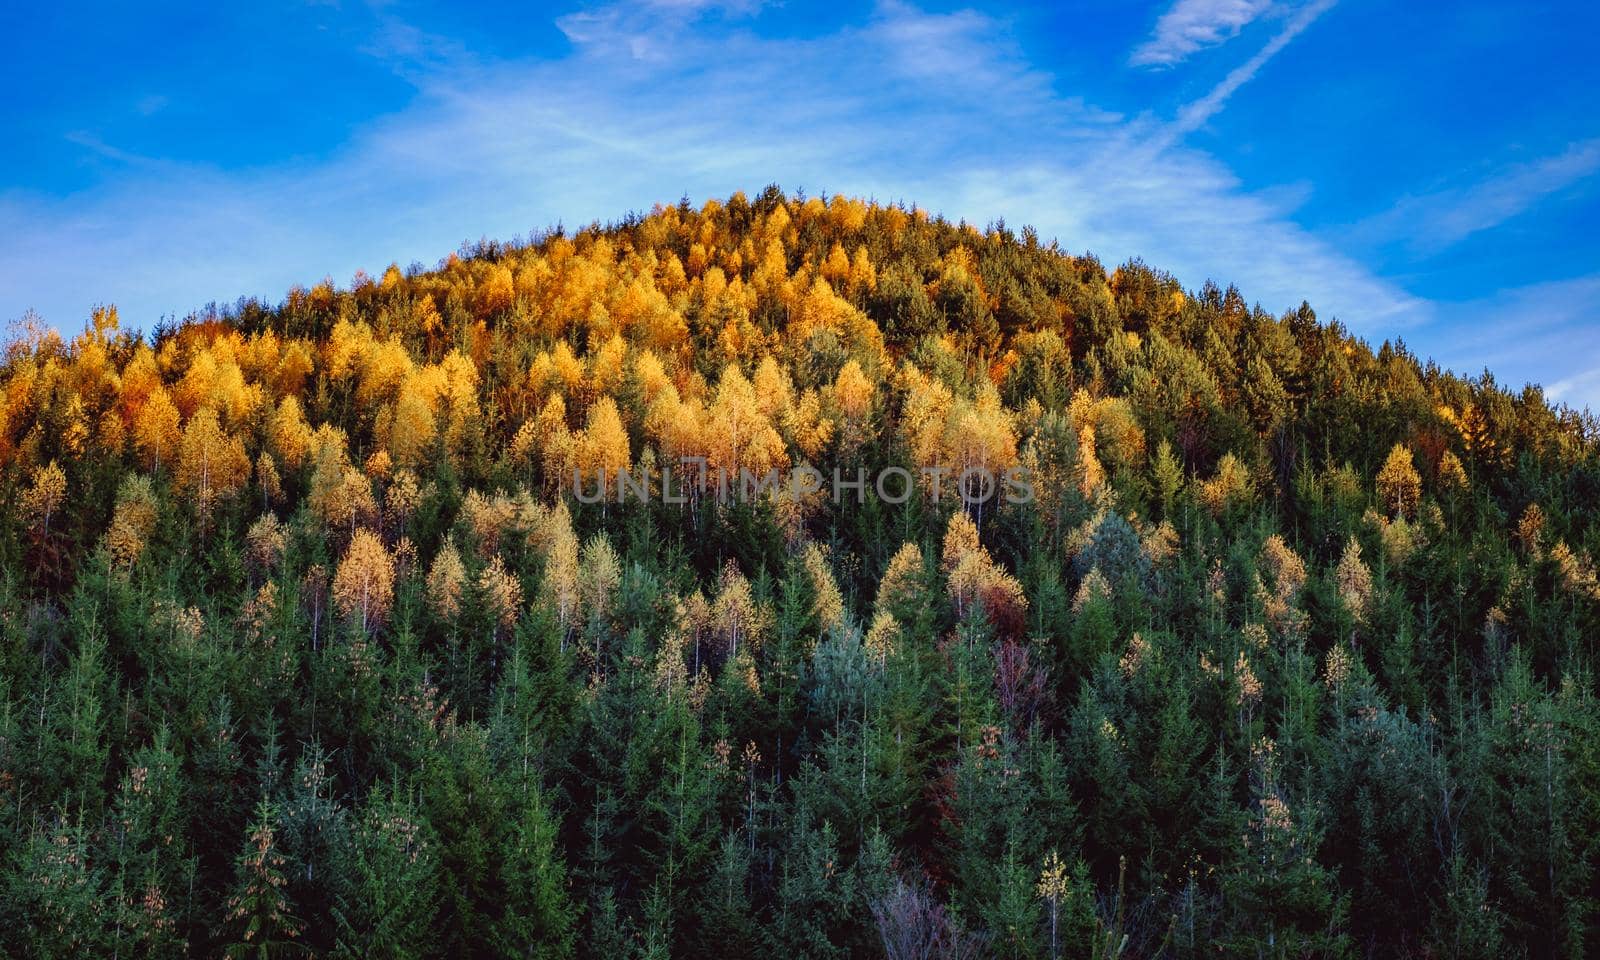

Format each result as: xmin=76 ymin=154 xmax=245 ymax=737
xmin=4 ymin=0 xmax=1598 ymax=408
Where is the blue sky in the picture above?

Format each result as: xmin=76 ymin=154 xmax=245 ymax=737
xmin=4 ymin=0 xmax=1599 ymax=409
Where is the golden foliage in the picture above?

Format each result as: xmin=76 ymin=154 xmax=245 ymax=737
xmin=256 ymin=453 xmax=282 ymax=506
xmin=940 ymin=510 xmax=1027 ymax=627
xmin=478 ymin=554 xmax=523 ymax=635
xmin=177 ymin=408 xmax=250 ymax=521
xmin=1437 ymin=449 xmax=1469 ymax=493
xmin=801 ymin=543 xmax=845 ymax=635
xmin=712 ymin=561 xmax=769 ymax=659
xmin=459 ymin=489 xmax=520 ymax=559
xmin=246 ymin=514 xmax=288 ymax=578
xmin=22 ymin=459 xmax=67 ymax=534
xmin=876 ymin=542 xmax=926 ymax=619
xmin=1072 ymin=567 xmax=1112 ymax=613
xmin=539 ymin=505 xmax=582 ymax=636
xmin=1335 ymin=535 xmax=1373 ymax=627
xmin=426 ymin=539 xmax=468 ymax=623
xmin=1077 ymin=424 xmax=1104 ymax=499
xmin=386 ymin=469 xmax=423 ymax=529
xmin=863 ymin=611 xmax=900 ymax=665
xmin=134 ymin=387 xmax=183 ymax=472
xmin=1199 ymin=452 xmax=1253 ymax=516
xmin=579 ymin=535 xmax=622 ymax=627
xmin=320 ymin=466 xmax=378 ymax=535
xmin=1141 ymin=520 xmax=1179 ymax=567
xmin=268 ymin=396 xmax=313 ymax=469
xmin=1375 ymin=443 xmax=1421 ymax=518
xmin=941 ymin=512 xmax=985 ymax=575
xmin=105 ymin=474 xmax=159 ymax=566
xmin=387 ymin=385 xmax=437 ymax=469
xmin=1516 ymin=502 xmax=1546 ymax=556
xmin=333 ymin=529 xmax=394 ymax=632
xmin=579 ymin=396 xmax=632 ymax=483
xmin=704 ymin=365 xmax=786 ymax=480
xmin=1259 ymin=534 xmax=1305 ymax=600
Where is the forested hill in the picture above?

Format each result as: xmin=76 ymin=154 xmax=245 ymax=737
xmin=2 ymin=187 xmax=1598 ymax=958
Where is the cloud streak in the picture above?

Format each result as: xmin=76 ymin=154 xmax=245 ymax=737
xmin=1131 ymin=0 xmax=1275 ymax=67
xmin=1169 ymin=0 xmax=1337 ymax=136
xmin=1357 ymin=138 xmax=1600 ymax=255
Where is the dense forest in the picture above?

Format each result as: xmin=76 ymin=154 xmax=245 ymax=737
xmin=2 ymin=187 xmax=1598 ymax=958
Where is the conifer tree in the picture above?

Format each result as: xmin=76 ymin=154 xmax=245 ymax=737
xmin=223 ymin=800 xmax=304 ymax=959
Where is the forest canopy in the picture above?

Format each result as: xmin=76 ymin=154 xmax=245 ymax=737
xmin=1 ymin=187 xmax=1598 ymax=958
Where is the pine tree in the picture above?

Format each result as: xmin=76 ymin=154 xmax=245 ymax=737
xmin=223 ymin=800 xmax=305 ymax=959
xmin=330 ymin=789 xmax=439 ymax=960
xmin=493 ymin=780 xmax=576 ymax=959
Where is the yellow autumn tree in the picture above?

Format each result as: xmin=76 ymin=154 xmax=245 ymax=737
xmin=386 ymin=469 xmax=423 ymax=531
xmin=1199 ymin=452 xmax=1253 ymax=516
xmin=104 ymin=474 xmax=159 ymax=567
xmin=437 ymin=351 xmax=481 ymax=458
xmin=478 ymin=264 xmax=516 ymax=318
xmin=833 ymin=360 xmax=873 ymax=419
xmin=579 ymin=535 xmax=622 ymax=630
xmin=1335 ymin=535 xmax=1373 ymax=630
xmin=538 ymin=505 xmax=582 ymax=646
xmin=387 ymin=384 xmax=437 ymax=469
xmin=751 ymin=355 xmax=795 ymax=423
xmin=246 ymin=513 xmax=288 ymax=581
xmin=1375 ymin=443 xmax=1421 ymax=518
xmin=478 ymin=554 xmax=523 ymax=639
xmin=1258 ymin=534 xmax=1308 ymax=637
xmin=712 ymin=561 xmax=768 ymax=660
xmin=941 ymin=511 xmax=987 ymax=575
xmin=426 ymin=538 xmax=468 ymax=624
xmin=831 ymin=359 xmax=874 ymax=454
xmin=22 ymin=460 xmax=67 ymax=535
xmin=333 ymin=528 xmax=395 ymax=633
xmin=863 ymin=611 xmax=899 ymax=665
xmin=177 ymin=408 xmax=250 ymax=524
xmin=577 ymin=396 xmax=632 ymax=500
xmin=134 ymin=387 xmax=183 ymax=472
xmin=945 ymin=385 xmax=1018 ymax=516
xmin=268 ymin=395 xmax=314 ymax=470
xmin=704 ymin=365 xmax=787 ymax=483
xmin=801 ymin=543 xmax=845 ymax=635
xmin=325 ymin=467 xmax=378 ymax=537
xmin=1437 ymin=449 xmax=1469 ymax=494
xmin=256 ymin=452 xmax=282 ymax=507
xmin=876 ymin=542 xmax=926 ymax=620
xmin=1077 ymin=424 xmax=1105 ymax=499
xmin=939 ymin=510 xmax=1027 ymax=629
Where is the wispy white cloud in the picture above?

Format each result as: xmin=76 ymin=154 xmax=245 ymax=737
xmin=1 ymin=0 xmax=1413 ymax=353
xmin=1130 ymin=0 xmax=1274 ymax=67
xmin=1355 ymin=138 xmax=1600 ymax=254
xmin=1169 ymin=0 xmax=1336 ymax=136
xmin=556 ymin=0 xmax=761 ymax=61
xmin=1410 ymin=273 xmax=1600 ymax=412
xmin=62 ymin=131 xmax=154 ymax=166
xmin=1548 ymin=367 xmax=1600 ymax=411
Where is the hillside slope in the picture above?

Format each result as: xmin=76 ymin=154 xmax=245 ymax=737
xmin=2 ymin=188 xmax=1597 ymax=957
